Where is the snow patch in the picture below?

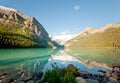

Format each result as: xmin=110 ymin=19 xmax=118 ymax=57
xmin=52 ymin=34 xmax=75 ymax=45
xmin=0 ymin=5 xmax=17 ymax=11
xmin=54 ymin=34 xmax=74 ymax=40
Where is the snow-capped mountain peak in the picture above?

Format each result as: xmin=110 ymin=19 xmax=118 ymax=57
xmin=52 ymin=34 xmax=75 ymax=45
xmin=0 ymin=5 xmax=17 ymax=11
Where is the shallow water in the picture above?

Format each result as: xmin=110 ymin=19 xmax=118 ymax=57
xmin=0 ymin=48 xmax=59 ymax=74
xmin=0 ymin=48 xmax=119 ymax=74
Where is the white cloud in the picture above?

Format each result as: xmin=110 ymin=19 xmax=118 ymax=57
xmin=74 ymin=5 xmax=80 ymax=11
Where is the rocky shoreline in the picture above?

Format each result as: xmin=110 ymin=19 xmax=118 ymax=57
xmin=0 ymin=64 xmax=120 ymax=83
xmin=76 ymin=64 xmax=120 ymax=83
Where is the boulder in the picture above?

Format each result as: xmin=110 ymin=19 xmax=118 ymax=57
xmin=78 ymin=71 xmax=93 ymax=79
xmin=86 ymin=79 xmax=99 ymax=83
xmin=112 ymin=64 xmax=120 ymax=72
xmin=108 ymin=77 xmax=119 ymax=83
xmin=2 ymin=77 xmax=14 ymax=83
xmin=75 ymin=77 xmax=86 ymax=83
xmin=111 ymin=72 xmax=119 ymax=80
xmin=0 ymin=80 xmax=2 ymax=83
xmin=26 ymin=80 xmax=34 ymax=83
xmin=98 ymin=70 xmax=106 ymax=73
xmin=67 ymin=64 xmax=79 ymax=76
xmin=94 ymin=71 xmax=106 ymax=82
xmin=105 ymin=72 xmax=111 ymax=77
xmin=0 ymin=73 xmax=11 ymax=80
xmin=67 ymin=64 xmax=78 ymax=70
xmin=101 ymin=78 xmax=108 ymax=83
xmin=95 ymin=71 xmax=104 ymax=77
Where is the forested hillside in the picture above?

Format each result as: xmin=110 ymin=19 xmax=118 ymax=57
xmin=65 ymin=23 xmax=120 ymax=49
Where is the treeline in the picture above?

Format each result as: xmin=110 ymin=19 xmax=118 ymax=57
xmin=0 ymin=23 xmax=39 ymax=48
xmin=0 ymin=23 xmax=55 ymax=48
xmin=0 ymin=32 xmax=55 ymax=48
xmin=67 ymin=27 xmax=120 ymax=49
xmin=0 ymin=32 xmax=40 ymax=48
xmin=0 ymin=23 xmax=32 ymax=37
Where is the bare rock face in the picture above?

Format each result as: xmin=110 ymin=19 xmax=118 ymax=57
xmin=0 ymin=5 xmax=54 ymax=48
xmin=0 ymin=8 xmax=26 ymax=22
xmin=29 ymin=17 xmax=51 ymax=41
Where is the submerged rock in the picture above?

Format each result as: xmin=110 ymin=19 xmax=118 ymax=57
xmin=16 ymin=77 xmax=26 ymax=83
xmin=2 ymin=77 xmax=14 ymax=83
xmin=24 ymin=71 xmax=43 ymax=82
xmin=35 ymin=71 xmax=43 ymax=79
xmin=0 ymin=73 xmax=11 ymax=80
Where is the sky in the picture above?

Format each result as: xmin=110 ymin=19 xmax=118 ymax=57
xmin=0 ymin=0 xmax=120 ymax=36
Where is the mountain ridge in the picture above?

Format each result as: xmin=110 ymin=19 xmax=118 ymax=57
xmin=0 ymin=5 xmax=17 ymax=11
xmin=65 ymin=22 xmax=120 ymax=49
xmin=0 ymin=5 xmax=55 ymax=48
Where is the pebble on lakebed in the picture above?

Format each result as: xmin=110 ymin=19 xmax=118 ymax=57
xmin=0 ymin=64 xmax=120 ymax=83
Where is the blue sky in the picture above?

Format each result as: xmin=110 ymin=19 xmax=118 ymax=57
xmin=0 ymin=0 xmax=120 ymax=36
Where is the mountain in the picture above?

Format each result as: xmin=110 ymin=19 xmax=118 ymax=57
xmin=0 ymin=5 xmax=55 ymax=48
xmin=49 ymin=34 xmax=74 ymax=48
xmin=52 ymin=34 xmax=74 ymax=45
xmin=65 ymin=23 xmax=120 ymax=49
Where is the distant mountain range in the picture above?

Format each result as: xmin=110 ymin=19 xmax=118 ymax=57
xmin=52 ymin=34 xmax=74 ymax=45
xmin=0 ymin=5 xmax=56 ymax=48
xmin=65 ymin=23 xmax=120 ymax=49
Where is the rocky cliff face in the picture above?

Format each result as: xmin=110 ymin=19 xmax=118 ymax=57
xmin=65 ymin=23 xmax=120 ymax=49
xmin=0 ymin=5 xmax=55 ymax=48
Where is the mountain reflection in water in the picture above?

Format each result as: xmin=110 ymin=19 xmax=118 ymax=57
xmin=0 ymin=48 xmax=119 ymax=75
xmin=43 ymin=50 xmax=106 ymax=73
xmin=67 ymin=48 xmax=120 ymax=69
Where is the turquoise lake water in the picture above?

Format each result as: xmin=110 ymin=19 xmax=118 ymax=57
xmin=0 ymin=48 xmax=59 ymax=74
xmin=0 ymin=48 xmax=120 ymax=75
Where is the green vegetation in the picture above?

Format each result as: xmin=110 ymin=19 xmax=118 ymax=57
xmin=41 ymin=63 xmax=79 ymax=83
xmin=66 ymin=27 xmax=120 ymax=49
xmin=47 ymin=41 xmax=55 ymax=48
xmin=41 ymin=69 xmax=76 ymax=83
xmin=0 ymin=23 xmax=32 ymax=37
xmin=0 ymin=23 xmax=38 ymax=48
xmin=0 ymin=32 xmax=39 ymax=48
xmin=0 ymin=23 xmax=54 ymax=48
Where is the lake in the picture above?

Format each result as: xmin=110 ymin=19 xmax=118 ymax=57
xmin=0 ymin=48 xmax=60 ymax=75
xmin=0 ymin=48 xmax=120 ymax=75
xmin=67 ymin=48 xmax=120 ymax=68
